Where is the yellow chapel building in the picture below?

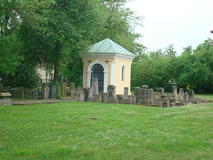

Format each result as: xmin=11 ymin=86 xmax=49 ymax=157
xmin=80 ymin=38 xmax=135 ymax=95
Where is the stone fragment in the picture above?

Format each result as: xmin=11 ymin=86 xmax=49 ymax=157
xmin=123 ymin=87 xmax=129 ymax=100
xmin=70 ymin=82 xmax=76 ymax=97
xmin=0 ymin=92 xmax=12 ymax=106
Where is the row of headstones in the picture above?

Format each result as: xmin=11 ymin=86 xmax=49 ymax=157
xmin=130 ymin=85 xmax=207 ymax=107
xmin=9 ymin=83 xmax=81 ymax=100
xmin=78 ymin=79 xmax=208 ymax=107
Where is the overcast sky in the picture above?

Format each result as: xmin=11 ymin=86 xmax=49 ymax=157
xmin=127 ymin=0 xmax=213 ymax=54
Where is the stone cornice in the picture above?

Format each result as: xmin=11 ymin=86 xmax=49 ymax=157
xmin=80 ymin=53 xmax=135 ymax=61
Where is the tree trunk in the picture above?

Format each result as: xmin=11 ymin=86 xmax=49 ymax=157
xmin=53 ymin=41 xmax=61 ymax=83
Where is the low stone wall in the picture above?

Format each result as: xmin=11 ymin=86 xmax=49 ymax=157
xmin=78 ymin=78 xmax=211 ymax=107
xmin=1 ymin=79 xmax=211 ymax=107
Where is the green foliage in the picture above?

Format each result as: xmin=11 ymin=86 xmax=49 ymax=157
xmin=132 ymin=40 xmax=213 ymax=93
xmin=4 ymin=64 xmax=40 ymax=88
xmin=0 ymin=33 xmax=22 ymax=75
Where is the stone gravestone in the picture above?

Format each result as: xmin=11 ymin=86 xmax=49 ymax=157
xmin=0 ymin=92 xmax=12 ymax=106
xmin=88 ymin=78 xmax=100 ymax=102
xmin=79 ymin=90 xmax=85 ymax=102
xmin=155 ymin=87 xmax=165 ymax=96
xmin=16 ymin=87 xmax=25 ymax=99
xmin=32 ymin=88 xmax=38 ymax=100
xmin=43 ymin=85 xmax=49 ymax=99
xmin=88 ymin=87 xmax=93 ymax=101
xmin=152 ymin=92 xmax=162 ymax=107
xmin=10 ymin=88 xmax=17 ymax=98
xmin=107 ymin=85 xmax=117 ymax=103
xmin=70 ymin=82 xmax=76 ymax=97
xmin=185 ymin=92 xmax=189 ymax=103
xmin=162 ymin=97 xmax=169 ymax=107
xmin=76 ymin=86 xmax=82 ymax=98
xmin=93 ymin=78 xmax=99 ymax=96
xmin=116 ymin=95 xmax=123 ymax=104
xmin=123 ymin=87 xmax=129 ymax=100
xmin=188 ymin=89 xmax=195 ymax=101
xmin=84 ymin=88 xmax=89 ymax=102
xmin=134 ymin=87 xmax=141 ymax=104
xmin=138 ymin=88 xmax=153 ymax=106
xmin=179 ymin=88 xmax=185 ymax=102
xmin=172 ymin=86 xmax=178 ymax=99
xmin=50 ymin=84 xmax=56 ymax=99
xmin=141 ymin=85 xmax=149 ymax=89
xmin=61 ymin=82 xmax=67 ymax=97
xmin=123 ymin=87 xmax=131 ymax=104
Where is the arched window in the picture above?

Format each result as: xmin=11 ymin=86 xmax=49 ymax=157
xmin=122 ymin=65 xmax=125 ymax=81
xmin=91 ymin=64 xmax=104 ymax=92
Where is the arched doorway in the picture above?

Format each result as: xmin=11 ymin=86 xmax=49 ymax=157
xmin=91 ymin=64 xmax=104 ymax=93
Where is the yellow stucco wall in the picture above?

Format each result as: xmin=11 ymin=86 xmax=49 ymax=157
xmin=81 ymin=57 xmax=133 ymax=95
xmin=114 ymin=58 xmax=132 ymax=95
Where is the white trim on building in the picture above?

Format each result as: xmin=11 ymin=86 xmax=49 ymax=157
xmin=87 ymin=60 xmax=108 ymax=93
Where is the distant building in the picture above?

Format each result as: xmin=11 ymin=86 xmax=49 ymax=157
xmin=80 ymin=38 xmax=135 ymax=95
xmin=37 ymin=66 xmax=54 ymax=83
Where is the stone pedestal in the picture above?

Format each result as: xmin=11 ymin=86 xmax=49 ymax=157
xmin=61 ymin=82 xmax=67 ymax=97
xmin=70 ymin=82 xmax=76 ymax=97
xmin=123 ymin=87 xmax=129 ymax=100
xmin=43 ymin=85 xmax=49 ymax=99
xmin=179 ymin=88 xmax=185 ymax=102
xmin=106 ymin=85 xmax=117 ymax=103
xmin=172 ymin=86 xmax=178 ymax=100
xmin=0 ymin=92 xmax=12 ymax=106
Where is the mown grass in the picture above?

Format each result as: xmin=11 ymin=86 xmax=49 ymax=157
xmin=196 ymin=94 xmax=213 ymax=101
xmin=0 ymin=101 xmax=213 ymax=160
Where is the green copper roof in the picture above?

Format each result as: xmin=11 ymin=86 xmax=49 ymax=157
xmin=87 ymin=38 xmax=135 ymax=57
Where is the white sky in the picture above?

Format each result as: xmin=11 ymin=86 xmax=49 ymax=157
xmin=127 ymin=0 xmax=213 ymax=54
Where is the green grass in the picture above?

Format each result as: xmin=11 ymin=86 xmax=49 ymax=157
xmin=0 ymin=102 xmax=213 ymax=160
xmin=196 ymin=94 xmax=213 ymax=101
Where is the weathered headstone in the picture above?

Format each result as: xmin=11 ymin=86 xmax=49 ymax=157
xmin=61 ymin=82 xmax=67 ymax=97
xmin=101 ymin=93 xmax=108 ymax=103
xmin=76 ymin=86 xmax=82 ymax=98
xmin=155 ymin=87 xmax=165 ymax=96
xmin=10 ymin=88 xmax=16 ymax=98
xmin=92 ymin=78 xmax=99 ymax=96
xmin=185 ymin=92 xmax=189 ymax=102
xmin=134 ymin=87 xmax=141 ymax=104
xmin=56 ymin=84 xmax=62 ymax=99
xmin=84 ymin=88 xmax=89 ymax=102
xmin=142 ymin=85 xmax=149 ymax=89
xmin=123 ymin=87 xmax=129 ymax=100
xmin=50 ymin=84 xmax=56 ymax=99
xmin=152 ymin=92 xmax=163 ymax=106
xmin=88 ymin=88 xmax=94 ymax=101
xmin=188 ymin=89 xmax=195 ymax=101
xmin=107 ymin=85 xmax=117 ymax=103
xmin=70 ymin=82 xmax=76 ymax=97
xmin=0 ymin=92 xmax=12 ymax=106
xmin=88 ymin=79 xmax=101 ymax=102
xmin=179 ymin=88 xmax=185 ymax=102
xmin=32 ymin=88 xmax=38 ymax=100
xmin=162 ymin=97 xmax=169 ymax=107
xmin=129 ymin=95 xmax=136 ymax=104
xmin=43 ymin=85 xmax=49 ymax=99
xmin=172 ymin=86 xmax=178 ymax=99
xmin=138 ymin=88 xmax=153 ymax=106
xmin=79 ymin=90 xmax=85 ymax=102
xmin=116 ymin=95 xmax=123 ymax=104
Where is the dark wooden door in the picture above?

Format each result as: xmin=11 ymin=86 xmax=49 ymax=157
xmin=91 ymin=64 xmax=104 ymax=93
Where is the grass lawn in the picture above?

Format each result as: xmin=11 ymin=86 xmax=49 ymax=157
xmin=196 ymin=94 xmax=213 ymax=101
xmin=0 ymin=101 xmax=213 ymax=160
